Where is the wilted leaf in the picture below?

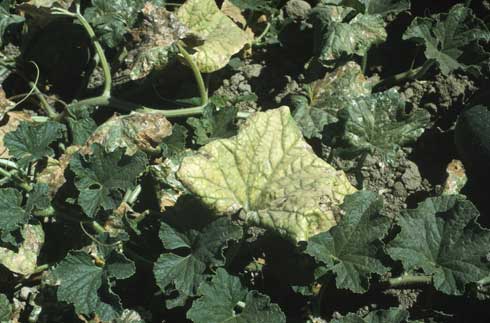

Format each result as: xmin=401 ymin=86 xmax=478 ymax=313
xmin=306 ymin=191 xmax=390 ymax=293
xmin=177 ymin=0 xmax=253 ymax=72
xmin=0 ymin=223 xmax=44 ymax=275
xmin=70 ymin=144 xmax=148 ymax=217
xmin=16 ymin=0 xmax=73 ymax=27
xmin=37 ymin=146 xmax=79 ymax=197
xmin=81 ymin=112 xmax=172 ymax=156
xmin=221 ymin=0 xmax=247 ymax=27
xmin=337 ymin=89 xmax=430 ymax=164
xmin=177 ymin=107 xmax=356 ymax=242
xmin=127 ymin=3 xmax=188 ymax=80
xmin=154 ymin=218 xmax=242 ymax=299
xmin=0 ymin=111 xmax=33 ymax=158
xmin=0 ymin=86 xmax=14 ymax=120
xmin=51 ymin=250 xmax=135 ymax=321
xmin=228 ymin=0 xmax=277 ymax=13
xmin=291 ymin=61 xmax=376 ymax=139
xmin=403 ymin=4 xmax=490 ymax=75
xmin=4 ymin=120 xmax=65 ymax=169
xmin=387 ymin=195 xmax=490 ymax=295
xmin=150 ymin=154 xmax=190 ymax=211
xmin=186 ymin=268 xmax=286 ymax=323
xmin=331 ymin=308 xmax=410 ymax=323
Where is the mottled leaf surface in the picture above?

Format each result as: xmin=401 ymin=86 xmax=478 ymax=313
xmin=337 ymin=89 xmax=430 ymax=164
xmin=306 ymin=191 xmax=390 ymax=293
xmin=177 ymin=0 xmax=252 ymax=72
xmin=387 ymin=195 xmax=490 ymax=295
xmin=178 ymin=107 xmax=356 ymax=242
xmin=292 ymin=61 xmax=375 ymax=138
xmin=0 ymin=224 xmax=44 ymax=275
xmin=187 ymin=268 xmax=286 ymax=323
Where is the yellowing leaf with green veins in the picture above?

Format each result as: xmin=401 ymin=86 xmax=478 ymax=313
xmin=0 ymin=224 xmax=44 ymax=275
xmin=177 ymin=0 xmax=253 ymax=73
xmin=177 ymin=107 xmax=356 ymax=242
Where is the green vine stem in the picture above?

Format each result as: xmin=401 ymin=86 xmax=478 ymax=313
xmin=52 ymin=6 xmax=218 ymax=119
xmin=373 ymin=60 xmax=435 ymax=91
xmin=382 ymin=274 xmax=433 ymax=288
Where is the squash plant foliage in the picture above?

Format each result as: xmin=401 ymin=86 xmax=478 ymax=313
xmin=0 ymin=0 xmax=490 ymax=322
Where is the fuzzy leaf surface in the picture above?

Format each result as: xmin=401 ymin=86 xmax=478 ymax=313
xmin=4 ymin=121 xmax=65 ymax=168
xmin=178 ymin=107 xmax=356 ymax=242
xmin=186 ymin=268 xmax=286 ymax=323
xmin=0 ymin=294 xmax=11 ymax=322
xmin=154 ymin=217 xmax=242 ymax=298
xmin=177 ymin=0 xmax=252 ymax=72
xmin=403 ymin=4 xmax=490 ymax=75
xmin=337 ymin=89 xmax=430 ymax=164
xmin=387 ymin=195 xmax=490 ymax=295
xmin=70 ymin=144 xmax=148 ymax=217
xmin=306 ymin=191 xmax=390 ymax=293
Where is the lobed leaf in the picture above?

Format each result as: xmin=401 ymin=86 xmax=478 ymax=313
xmin=178 ymin=107 xmax=356 ymax=242
xmin=186 ymin=268 xmax=286 ymax=323
xmin=387 ymin=195 xmax=490 ymax=295
xmin=306 ymin=191 xmax=390 ymax=293
xmin=154 ymin=217 xmax=243 ymax=299
xmin=403 ymin=4 xmax=490 ymax=75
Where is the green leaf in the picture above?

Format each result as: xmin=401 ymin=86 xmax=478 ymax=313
xmin=154 ymin=217 xmax=242 ymax=299
xmin=177 ymin=107 xmax=357 ymax=242
xmin=337 ymin=89 xmax=430 ymax=164
xmin=403 ymin=4 xmax=490 ymax=75
xmin=84 ymin=0 xmax=145 ymax=48
xmin=312 ymin=3 xmax=387 ymax=66
xmin=387 ymin=195 xmax=490 ymax=295
xmin=177 ymin=0 xmax=253 ymax=72
xmin=4 ymin=121 xmax=65 ymax=168
xmin=70 ymin=144 xmax=148 ymax=217
xmin=0 ymin=6 xmax=24 ymax=47
xmin=339 ymin=0 xmax=410 ymax=16
xmin=0 ymin=294 xmax=11 ymax=323
xmin=187 ymin=102 xmax=238 ymax=145
xmin=160 ymin=124 xmax=188 ymax=158
xmin=305 ymin=191 xmax=389 ymax=293
xmin=25 ymin=183 xmax=51 ymax=214
xmin=186 ymin=268 xmax=286 ymax=323
xmin=0 ymin=188 xmax=27 ymax=243
xmin=66 ymin=105 xmax=97 ymax=145
xmin=228 ymin=0 xmax=277 ymax=13
xmin=82 ymin=111 xmax=172 ymax=156
xmin=291 ymin=61 xmax=375 ymax=139
xmin=0 ymin=223 xmax=44 ymax=275
xmin=331 ymin=308 xmax=410 ymax=323
xmin=52 ymin=250 xmax=134 ymax=321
